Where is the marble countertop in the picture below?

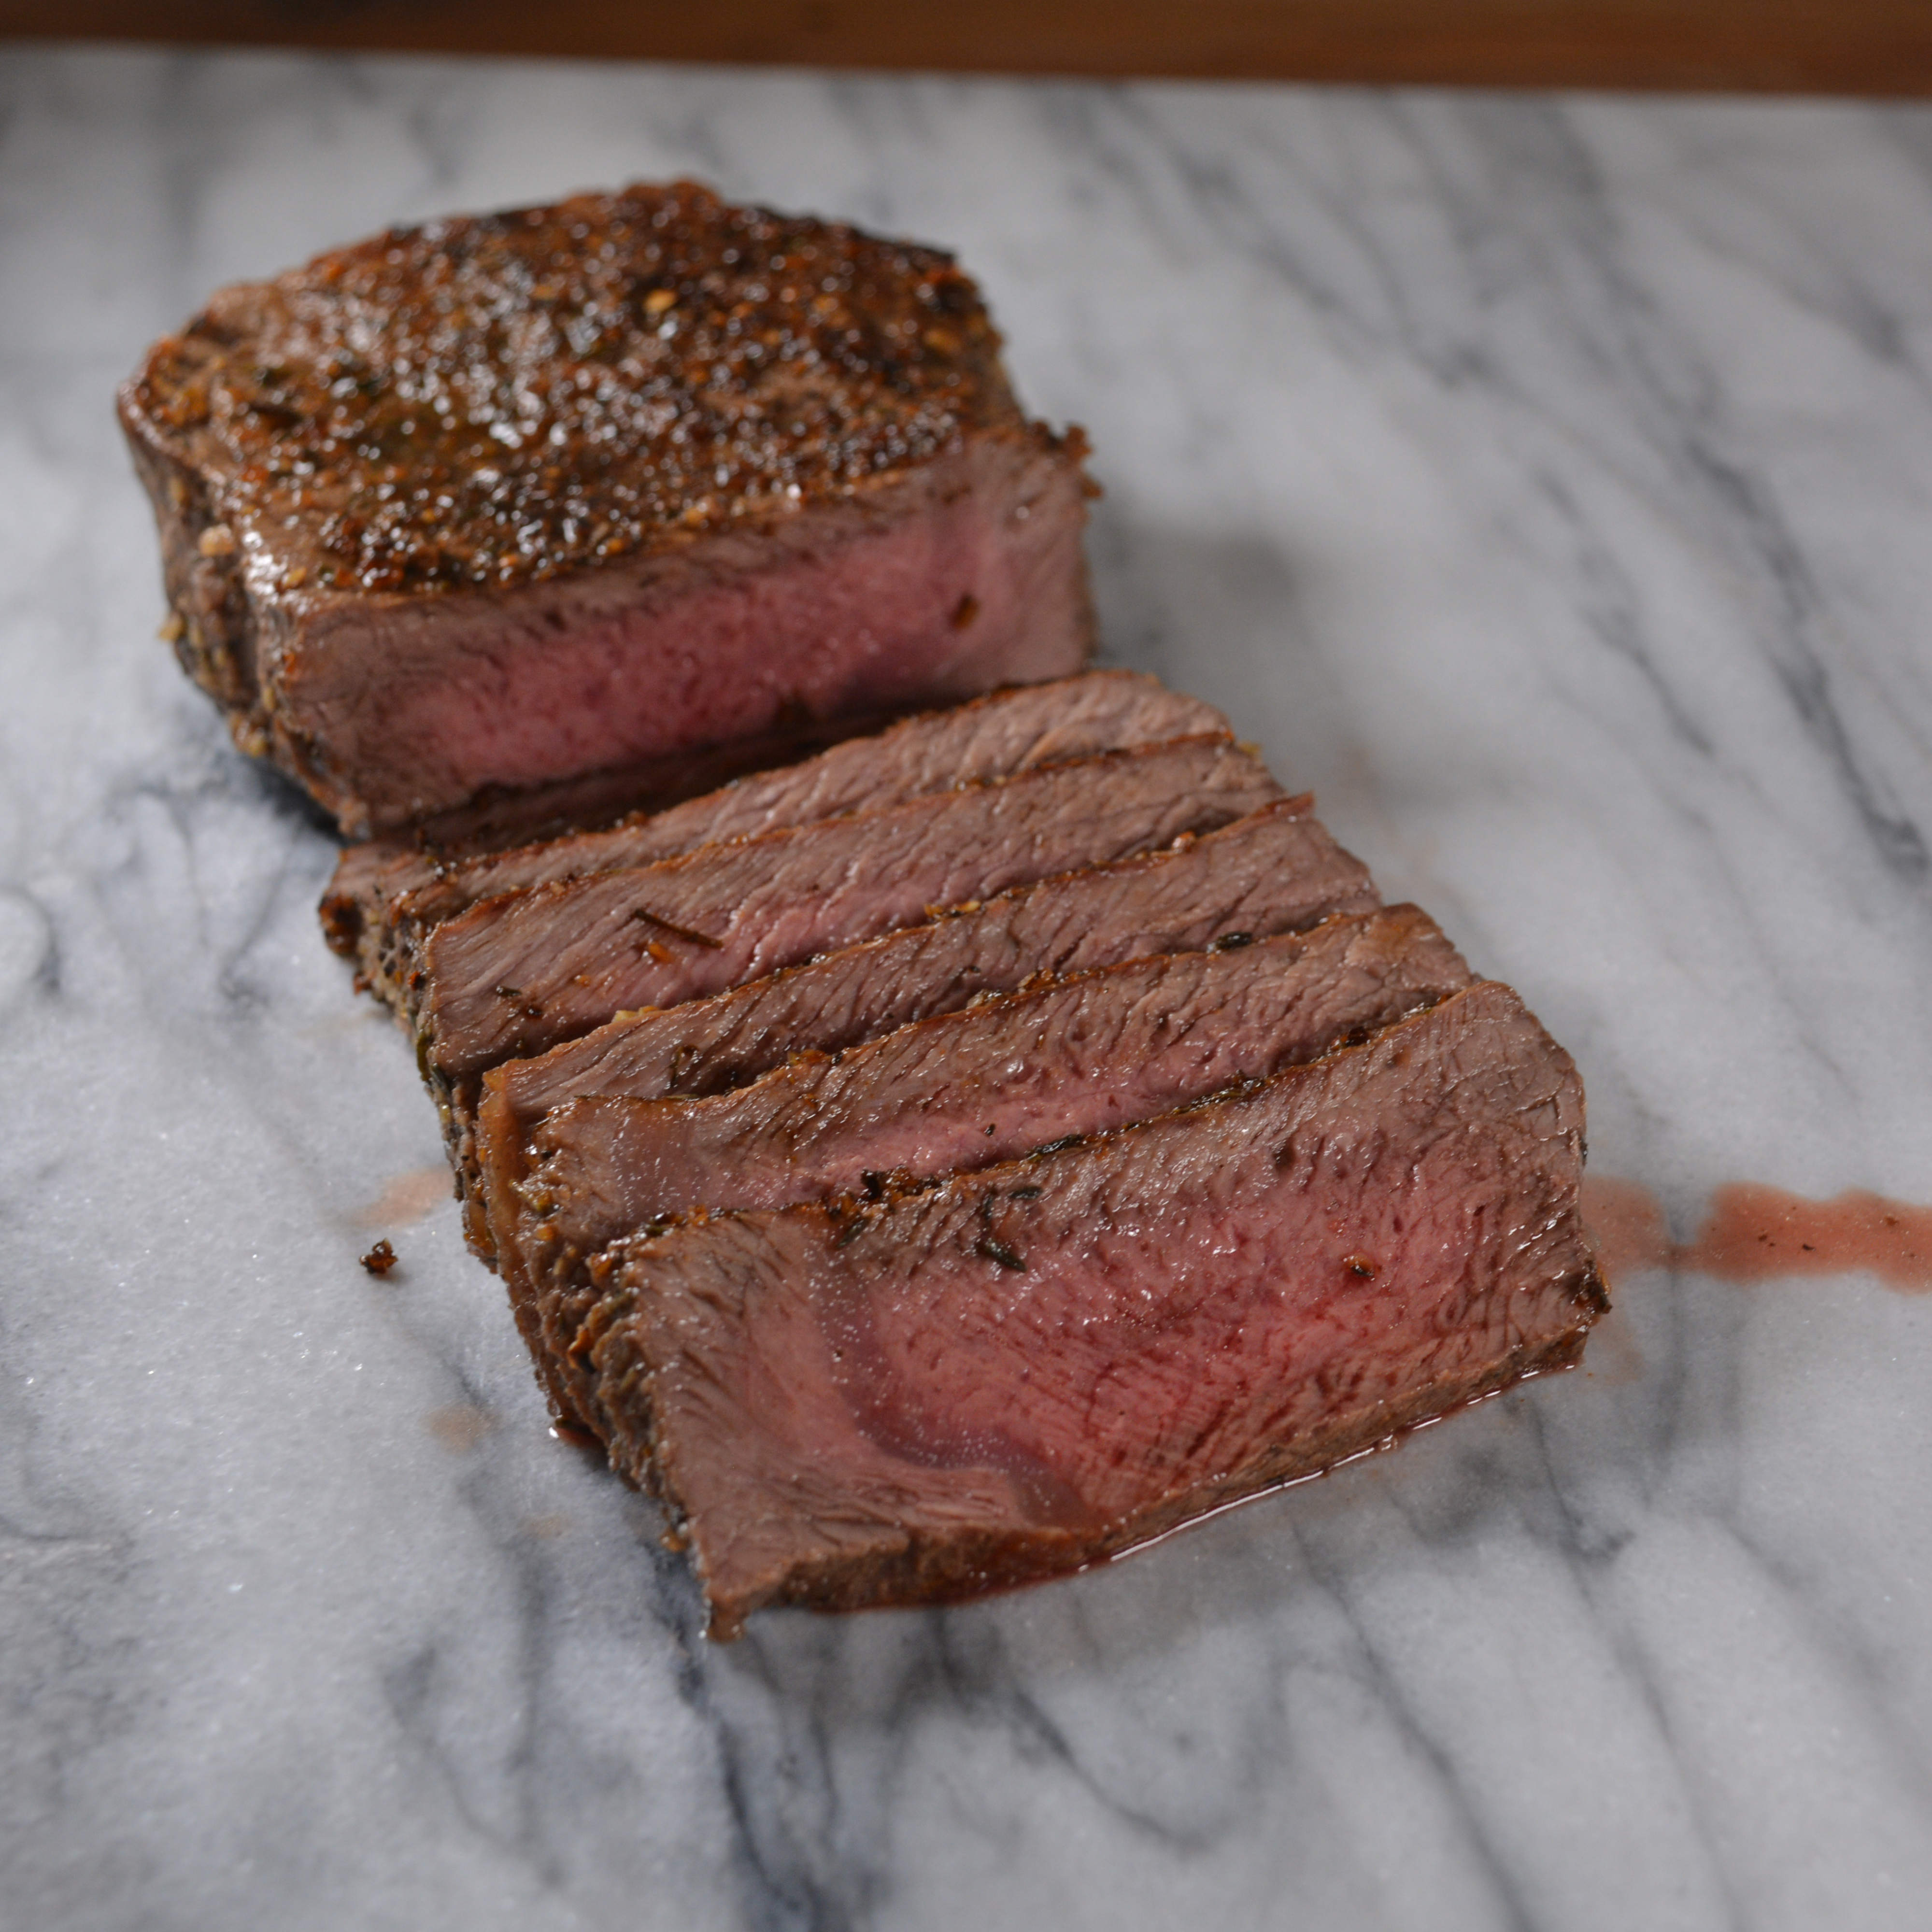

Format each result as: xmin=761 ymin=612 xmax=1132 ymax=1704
xmin=5 ymin=43 xmax=1932 ymax=1932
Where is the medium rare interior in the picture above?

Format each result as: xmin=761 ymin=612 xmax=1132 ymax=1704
xmin=121 ymin=180 xmax=1097 ymax=833
xmin=469 ymin=795 xmax=1379 ymax=1258
xmin=276 ymin=428 xmax=1094 ymax=831
xmin=497 ymin=908 xmax=1470 ymax=1428
xmin=339 ymin=670 xmax=1230 ymax=1007
xmin=568 ymin=984 xmax=1605 ymax=1634
xmin=514 ymin=906 xmax=1472 ymax=1251
xmin=417 ymin=734 xmax=1281 ymax=1089
xmin=498 ymin=900 xmax=1461 ymax=1422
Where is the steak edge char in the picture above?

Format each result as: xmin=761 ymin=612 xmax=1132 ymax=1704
xmin=570 ymin=983 xmax=1606 ymax=1636
xmin=330 ymin=671 xmax=1229 ymax=1006
xmin=519 ymin=904 xmax=1472 ymax=1253
xmin=420 ymin=734 xmax=1281 ymax=1089
xmin=122 ymin=181 xmax=1095 ymax=835
xmin=470 ymin=795 xmax=1378 ymax=1262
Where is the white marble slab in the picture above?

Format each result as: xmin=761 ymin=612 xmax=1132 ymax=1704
xmin=4 ymin=43 xmax=1932 ymax=1931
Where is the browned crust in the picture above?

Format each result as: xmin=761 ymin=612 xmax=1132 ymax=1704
xmin=118 ymin=403 xmax=266 ymax=755
xmin=119 ymin=181 xmax=1097 ymax=835
xmin=119 ymin=179 xmax=1041 ymax=599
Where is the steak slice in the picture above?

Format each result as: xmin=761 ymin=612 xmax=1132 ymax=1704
xmin=503 ymin=908 xmax=1471 ymax=1422
xmin=518 ymin=905 xmax=1471 ymax=1252
xmin=120 ymin=180 xmax=1094 ymax=835
xmin=327 ymin=671 xmax=1227 ymax=1005
xmin=565 ymin=982 xmax=1605 ymax=1635
xmin=319 ymin=710 xmax=896 ymax=963
xmin=470 ymin=794 xmax=1378 ymax=1263
xmin=419 ymin=734 xmax=1279 ymax=1087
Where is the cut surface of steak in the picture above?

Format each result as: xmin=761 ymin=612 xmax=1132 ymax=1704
xmin=470 ymin=794 xmax=1378 ymax=1263
xmin=420 ymin=734 xmax=1279 ymax=1083
xmin=519 ymin=905 xmax=1471 ymax=1254
xmin=500 ymin=903 xmax=1458 ymax=1424
xmin=328 ymin=671 xmax=1227 ymax=1000
xmin=319 ymin=711 xmax=895 ymax=961
xmin=565 ymin=982 xmax=1605 ymax=1635
xmin=121 ymin=180 xmax=1094 ymax=834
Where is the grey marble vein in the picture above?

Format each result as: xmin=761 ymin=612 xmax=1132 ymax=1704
xmin=3 ymin=43 xmax=1932 ymax=1932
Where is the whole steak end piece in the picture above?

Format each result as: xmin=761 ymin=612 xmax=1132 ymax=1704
xmin=119 ymin=180 xmax=1096 ymax=834
xmin=574 ymin=982 xmax=1606 ymax=1637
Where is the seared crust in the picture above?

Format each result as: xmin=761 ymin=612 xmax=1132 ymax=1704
xmin=118 ymin=179 xmax=1032 ymax=598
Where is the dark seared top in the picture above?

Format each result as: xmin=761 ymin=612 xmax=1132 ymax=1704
xmin=121 ymin=181 xmax=1024 ymax=594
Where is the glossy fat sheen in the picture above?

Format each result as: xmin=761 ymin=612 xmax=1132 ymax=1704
xmin=419 ymin=735 xmax=1282 ymax=1079
xmin=574 ymin=982 xmax=1606 ymax=1635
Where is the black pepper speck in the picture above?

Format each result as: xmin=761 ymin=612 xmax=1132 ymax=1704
xmin=125 ymin=180 xmax=1021 ymax=597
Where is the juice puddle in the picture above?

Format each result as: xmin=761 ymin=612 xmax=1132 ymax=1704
xmin=356 ymin=1165 xmax=453 ymax=1229
xmin=1581 ymin=1175 xmax=1932 ymax=1293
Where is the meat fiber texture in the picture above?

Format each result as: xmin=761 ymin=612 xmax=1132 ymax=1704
xmin=417 ymin=734 xmax=1280 ymax=1098
xmin=318 ymin=711 xmax=895 ymax=963
xmin=515 ymin=904 xmax=1470 ymax=1274
xmin=120 ymin=180 xmax=1096 ymax=835
xmin=328 ymin=670 xmax=1227 ymax=1008
xmin=565 ymin=983 xmax=1605 ymax=1635
xmin=502 ymin=907 xmax=1472 ymax=1424
xmin=469 ymin=795 xmax=1378 ymax=1259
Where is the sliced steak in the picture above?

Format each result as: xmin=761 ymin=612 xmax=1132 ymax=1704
xmin=470 ymin=794 xmax=1378 ymax=1262
xmin=519 ymin=905 xmax=1470 ymax=1253
xmin=319 ymin=711 xmax=896 ymax=963
xmin=492 ymin=890 xmax=1418 ymax=1401
xmin=328 ymin=671 xmax=1227 ymax=1004
xmin=503 ymin=908 xmax=1471 ymax=1420
xmin=121 ymin=180 xmax=1094 ymax=835
xmin=420 ymin=734 xmax=1279 ymax=1087
xmin=565 ymin=982 xmax=1605 ymax=1635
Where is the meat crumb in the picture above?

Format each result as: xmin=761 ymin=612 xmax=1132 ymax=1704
xmin=360 ymin=1238 xmax=399 ymax=1276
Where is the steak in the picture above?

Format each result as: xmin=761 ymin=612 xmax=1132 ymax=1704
xmin=418 ymin=734 xmax=1279 ymax=1088
xmin=564 ymin=982 xmax=1605 ymax=1635
xmin=470 ymin=794 xmax=1378 ymax=1263
xmin=120 ymin=181 xmax=1095 ymax=835
xmin=501 ymin=908 xmax=1472 ymax=1421
xmin=506 ymin=900 xmax=1468 ymax=1422
xmin=319 ymin=710 xmax=896 ymax=963
xmin=327 ymin=671 xmax=1226 ymax=1004
xmin=517 ymin=905 xmax=1470 ymax=1248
